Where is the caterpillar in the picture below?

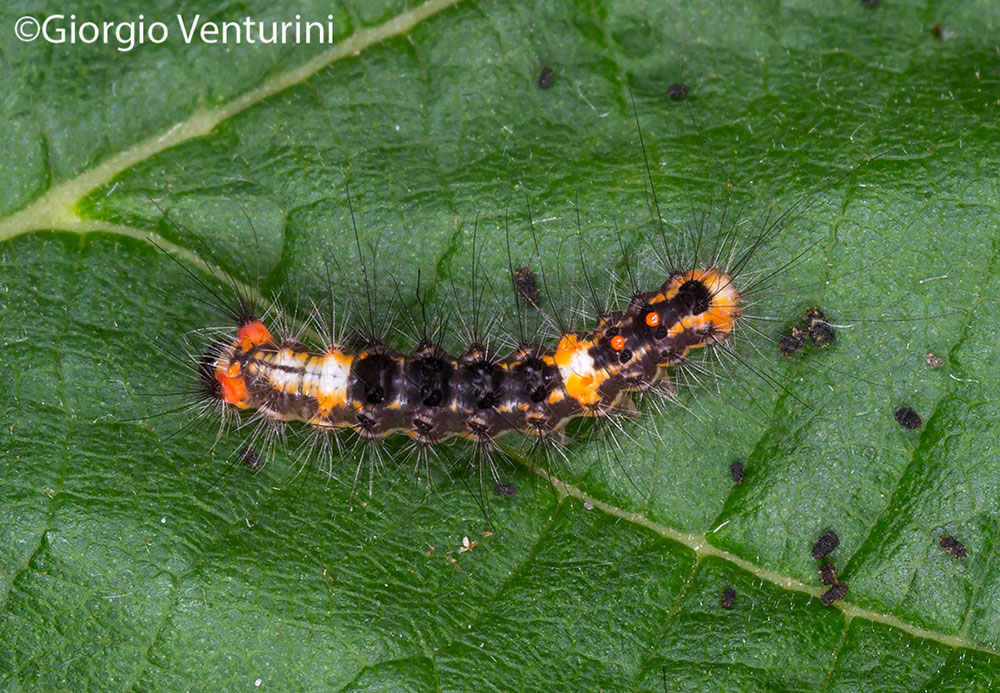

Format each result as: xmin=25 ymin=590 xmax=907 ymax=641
xmin=203 ymin=265 xmax=737 ymax=444
xmin=154 ymin=110 xmax=873 ymax=491
xmin=157 ymin=189 xmax=810 ymax=499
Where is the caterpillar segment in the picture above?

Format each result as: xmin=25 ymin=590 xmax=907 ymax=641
xmin=205 ymin=268 xmax=741 ymax=445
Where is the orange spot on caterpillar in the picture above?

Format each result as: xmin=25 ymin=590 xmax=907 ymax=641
xmin=215 ymin=370 xmax=249 ymax=408
xmin=610 ymin=335 xmax=626 ymax=351
xmin=566 ymin=372 xmax=599 ymax=405
xmin=553 ymin=334 xmax=582 ymax=365
xmin=237 ymin=320 xmax=274 ymax=351
xmin=645 ymin=312 xmax=660 ymax=328
xmin=554 ymin=334 xmax=605 ymax=407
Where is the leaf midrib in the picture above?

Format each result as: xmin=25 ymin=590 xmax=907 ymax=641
xmin=539 ymin=469 xmax=1000 ymax=657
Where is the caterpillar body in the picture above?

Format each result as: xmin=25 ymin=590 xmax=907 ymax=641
xmin=204 ymin=267 xmax=739 ymax=446
xmin=160 ymin=109 xmax=871 ymax=486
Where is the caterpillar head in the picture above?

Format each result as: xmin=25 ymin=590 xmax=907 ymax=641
xmin=664 ymin=268 xmax=741 ymax=348
xmin=208 ymin=319 xmax=276 ymax=409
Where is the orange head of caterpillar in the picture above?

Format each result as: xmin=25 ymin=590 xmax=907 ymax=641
xmin=664 ymin=268 xmax=741 ymax=348
xmin=203 ymin=319 xmax=276 ymax=409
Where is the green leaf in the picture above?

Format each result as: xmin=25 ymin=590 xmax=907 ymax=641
xmin=3 ymin=0 xmax=1000 ymax=689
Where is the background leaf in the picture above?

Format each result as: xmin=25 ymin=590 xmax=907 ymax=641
xmin=2 ymin=0 xmax=1000 ymax=689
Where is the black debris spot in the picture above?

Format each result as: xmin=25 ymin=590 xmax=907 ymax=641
xmin=818 ymin=563 xmax=837 ymax=586
xmin=537 ymin=66 xmax=554 ymax=90
xmin=821 ymin=581 xmax=849 ymax=605
xmin=932 ymin=22 xmax=943 ymax=39
xmin=778 ymin=309 xmax=835 ymax=356
xmin=514 ymin=266 xmax=540 ymax=307
xmin=894 ymin=406 xmax=923 ymax=430
xmin=667 ymin=83 xmax=689 ymax=100
xmin=860 ymin=0 xmax=878 ymax=7
xmin=238 ymin=446 xmax=261 ymax=469
xmin=494 ymin=483 xmax=518 ymax=498
xmin=803 ymin=307 xmax=836 ymax=347
xmin=939 ymin=535 xmax=967 ymax=558
xmin=925 ymin=352 xmax=944 ymax=369
xmin=809 ymin=322 xmax=836 ymax=347
xmin=730 ymin=461 xmax=745 ymax=484
xmin=778 ymin=326 xmax=807 ymax=356
xmin=811 ymin=530 xmax=840 ymax=559
xmin=721 ymin=587 xmax=736 ymax=609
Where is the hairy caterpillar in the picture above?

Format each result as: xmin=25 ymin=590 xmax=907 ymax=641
xmin=151 ymin=108 xmax=879 ymax=494
xmin=205 ymin=266 xmax=735 ymax=442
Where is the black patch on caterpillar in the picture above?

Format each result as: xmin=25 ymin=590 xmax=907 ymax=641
xmin=511 ymin=347 xmax=560 ymax=406
xmin=352 ymin=348 xmax=400 ymax=407
xmin=457 ymin=350 xmax=505 ymax=412
xmin=537 ymin=66 xmax=554 ymax=90
xmin=720 ymin=586 xmax=736 ymax=609
xmin=455 ymin=349 xmax=506 ymax=434
xmin=675 ymin=279 xmax=712 ymax=316
xmin=821 ymin=581 xmax=849 ymax=605
xmin=407 ymin=344 xmax=453 ymax=409
xmin=811 ymin=530 xmax=840 ymax=559
xmin=730 ymin=461 xmax=745 ymax=484
xmin=894 ymin=406 xmax=923 ymax=430
xmin=818 ymin=563 xmax=837 ymax=585
xmin=939 ymin=535 xmax=967 ymax=558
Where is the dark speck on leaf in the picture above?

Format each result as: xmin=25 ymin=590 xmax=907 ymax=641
xmin=238 ymin=446 xmax=260 ymax=469
xmin=812 ymin=530 xmax=840 ymax=559
xmin=818 ymin=564 xmax=837 ymax=585
xmin=514 ymin=266 xmax=540 ymax=307
xmin=895 ymin=407 xmax=923 ymax=430
xmin=860 ymin=0 xmax=878 ymax=7
xmin=730 ymin=461 xmax=745 ymax=484
xmin=537 ymin=66 xmax=554 ymax=90
xmin=939 ymin=535 xmax=967 ymax=558
xmin=803 ymin=307 xmax=835 ymax=347
xmin=721 ymin=587 xmax=736 ymax=609
xmin=494 ymin=483 xmax=518 ymax=498
xmin=821 ymin=581 xmax=849 ymax=605
xmin=779 ymin=326 xmax=807 ymax=356
xmin=667 ymin=83 xmax=689 ymax=100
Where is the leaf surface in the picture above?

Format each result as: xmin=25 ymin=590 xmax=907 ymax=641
xmin=2 ymin=0 xmax=1000 ymax=689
